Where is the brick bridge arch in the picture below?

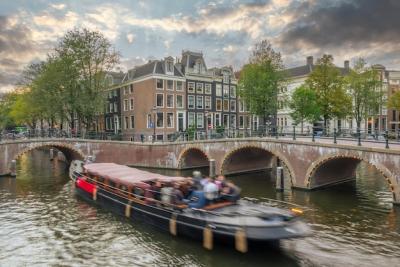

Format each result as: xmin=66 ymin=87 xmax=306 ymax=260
xmin=13 ymin=142 xmax=85 ymax=162
xmin=220 ymin=145 xmax=296 ymax=185
xmin=177 ymin=146 xmax=209 ymax=169
xmin=305 ymin=153 xmax=400 ymax=203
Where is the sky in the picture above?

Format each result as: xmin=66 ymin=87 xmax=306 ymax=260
xmin=1 ymin=0 xmax=400 ymax=92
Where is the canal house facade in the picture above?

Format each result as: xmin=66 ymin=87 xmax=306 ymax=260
xmin=119 ymin=57 xmax=186 ymax=141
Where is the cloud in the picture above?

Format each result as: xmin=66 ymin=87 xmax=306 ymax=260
xmin=126 ymin=33 xmax=135 ymax=43
xmin=50 ymin=3 xmax=66 ymax=10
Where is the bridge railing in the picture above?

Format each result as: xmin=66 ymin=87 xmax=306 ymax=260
xmin=1 ymin=126 xmax=399 ymax=149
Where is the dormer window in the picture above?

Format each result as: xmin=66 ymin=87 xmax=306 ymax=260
xmin=167 ymin=61 xmax=173 ymax=73
xmin=165 ymin=57 xmax=174 ymax=75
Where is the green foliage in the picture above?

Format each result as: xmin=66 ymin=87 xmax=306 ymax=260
xmin=238 ymin=40 xmax=286 ymax=123
xmin=0 ymin=92 xmax=17 ymax=130
xmin=306 ymin=55 xmax=351 ymax=128
xmin=289 ymin=85 xmax=321 ymax=132
xmin=388 ymin=91 xmax=400 ymax=111
xmin=345 ymin=58 xmax=383 ymax=128
xmin=216 ymin=125 xmax=225 ymax=134
xmin=186 ymin=125 xmax=196 ymax=140
xmin=9 ymin=89 xmax=41 ymax=128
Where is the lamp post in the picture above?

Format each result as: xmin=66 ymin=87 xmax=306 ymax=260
xmin=152 ymin=106 xmax=157 ymax=143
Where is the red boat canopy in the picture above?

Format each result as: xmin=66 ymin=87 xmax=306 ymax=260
xmin=84 ymin=163 xmax=187 ymax=187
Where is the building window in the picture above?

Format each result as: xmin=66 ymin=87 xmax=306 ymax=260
xmin=123 ymin=87 xmax=127 ymax=95
xmin=223 ymin=114 xmax=229 ymax=128
xmin=114 ymin=102 xmax=118 ymax=112
xmin=130 ymin=116 xmax=134 ymax=129
xmin=176 ymin=95 xmax=184 ymax=108
xmin=205 ymin=84 xmax=211 ymax=94
xmin=223 ymin=99 xmax=229 ymax=111
xmin=167 ymin=61 xmax=173 ymax=72
xmin=130 ymin=84 xmax=133 ymax=94
xmin=130 ymin=98 xmax=134 ymax=110
xmin=188 ymin=112 xmax=195 ymax=127
xmin=167 ymin=94 xmax=174 ymax=108
xmin=124 ymin=116 xmax=129 ymax=129
xmin=196 ymin=113 xmax=204 ymax=128
xmin=205 ymin=96 xmax=211 ymax=109
xmin=176 ymin=81 xmax=183 ymax=91
xmin=215 ymin=113 xmax=221 ymax=127
xmin=188 ymin=95 xmax=195 ymax=109
xmin=188 ymin=82 xmax=195 ymax=93
xmin=156 ymin=93 xmax=164 ymax=107
xmin=230 ymin=114 xmax=236 ymax=128
xmin=167 ymin=80 xmax=174 ymax=90
xmin=216 ymin=84 xmax=222 ymax=96
xmin=239 ymin=100 xmax=244 ymax=112
xmin=223 ymin=86 xmax=229 ymax=98
xmin=113 ymin=90 xmax=118 ymax=97
xmin=196 ymin=83 xmax=204 ymax=94
xmin=167 ymin=112 xmax=174 ymax=128
xmin=239 ymin=115 xmax=244 ymax=129
xmin=230 ymin=100 xmax=236 ymax=112
xmin=196 ymin=96 xmax=204 ymax=109
xmin=216 ymin=98 xmax=222 ymax=111
xmin=147 ymin=114 xmax=152 ymax=128
xmin=223 ymin=74 xmax=229 ymax=83
xmin=124 ymin=99 xmax=129 ymax=111
xmin=156 ymin=112 xmax=164 ymax=128
xmin=156 ymin=79 xmax=163 ymax=89
xmin=230 ymin=86 xmax=236 ymax=98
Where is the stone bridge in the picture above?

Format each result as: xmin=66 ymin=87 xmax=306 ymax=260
xmin=1 ymin=138 xmax=400 ymax=204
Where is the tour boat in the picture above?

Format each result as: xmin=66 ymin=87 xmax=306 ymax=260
xmin=69 ymin=160 xmax=311 ymax=252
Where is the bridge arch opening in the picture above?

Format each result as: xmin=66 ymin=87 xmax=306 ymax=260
xmin=178 ymin=147 xmax=209 ymax=169
xmin=306 ymin=155 xmax=400 ymax=203
xmin=13 ymin=144 xmax=85 ymax=164
xmin=220 ymin=146 xmax=295 ymax=185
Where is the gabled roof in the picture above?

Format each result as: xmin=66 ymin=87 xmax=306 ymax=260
xmin=124 ymin=59 xmax=185 ymax=82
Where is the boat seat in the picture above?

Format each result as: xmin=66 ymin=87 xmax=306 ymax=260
xmin=203 ymin=201 xmax=234 ymax=210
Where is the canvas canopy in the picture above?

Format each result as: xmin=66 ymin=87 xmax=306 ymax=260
xmin=84 ymin=163 xmax=186 ymax=187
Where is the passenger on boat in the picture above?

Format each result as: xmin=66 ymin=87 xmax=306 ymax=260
xmin=215 ymin=175 xmax=226 ymax=190
xmin=204 ymin=177 xmax=219 ymax=203
xmin=172 ymin=182 xmax=185 ymax=205
xmin=150 ymin=179 xmax=162 ymax=201
xmin=200 ymin=176 xmax=209 ymax=188
xmin=220 ymin=181 xmax=241 ymax=202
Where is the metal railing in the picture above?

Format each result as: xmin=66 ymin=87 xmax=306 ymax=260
xmin=1 ymin=126 xmax=400 ymax=149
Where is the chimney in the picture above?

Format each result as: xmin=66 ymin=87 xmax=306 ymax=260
xmin=344 ymin=60 xmax=350 ymax=69
xmin=307 ymin=56 xmax=313 ymax=66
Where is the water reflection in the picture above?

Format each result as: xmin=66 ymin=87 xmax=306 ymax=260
xmin=0 ymin=149 xmax=399 ymax=266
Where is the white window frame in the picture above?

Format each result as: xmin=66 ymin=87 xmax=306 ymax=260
xmin=239 ymin=100 xmax=244 ymax=112
xmin=156 ymin=112 xmax=164 ymax=128
xmin=205 ymin=96 xmax=211 ymax=110
xmin=230 ymin=86 xmax=236 ymax=98
xmin=176 ymin=81 xmax=183 ymax=91
xmin=130 ymin=98 xmax=134 ymax=110
xmin=205 ymin=83 xmax=212 ymax=94
xmin=129 ymin=84 xmax=133 ymax=94
xmin=166 ymin=94 xmax=174 ymax=108
xmin=214 ymin=113 xmax=221 ymax=127
xmin=196 ymin=96 xmax=204 ymax=109
xmin=147 ymin=114 xmax=152 ymax=128
xmin=176 ymin=95 xmax=184 ymax=109
xmin=223 ymin=86 xmax=229 ymax=98
xmin=188 ymin=82 xmax=195 ymax=93
xmin=156 ymin=79 xmax=164 ymax=90
xmin=188 ymin=112 xmax=195 ymax=127
xmin=196 ymin=113 xmax=204 ymax=128
xmin=156 ymin=93 xmax=164 ymax=108
xmin=124 ymin=116 xmax=129 ymax=129
xmin=216 ymin=98 xmax=222 ymax=111
xmin=196 ymin=83 xmax=204 ymax=94
xmin=188 ymin=95 xmax=195 ymax=109
xmin=230 ymin=100 xmax=236 ymax=112
xmin=239 ymin=115 xmax=244 ymax=129
xmin=230 ymin=114 xmax=236 ymax=128
xmin=223 ymin=99 xmax=229 ymax=111
xmin=130 ymin=115 xmax=134 ymax=129
xmin=124 ymin=99 xmax=129 ymax=111
xmin=216 ymin=84 xmax=222 ymax=96
xmin=166 ymin=112 xmax=174 ymax=128
xmin=166 ymin=80 xmax=174 ymax=91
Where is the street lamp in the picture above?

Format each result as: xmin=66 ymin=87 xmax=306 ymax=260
xmin=152 ymin=106 xmax=157 ymax=143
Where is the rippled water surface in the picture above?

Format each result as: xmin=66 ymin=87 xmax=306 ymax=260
xmin=1 ymin=150 xmax=400 ymax=267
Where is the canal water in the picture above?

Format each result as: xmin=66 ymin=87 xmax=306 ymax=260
xmin=0 ymin=149 xmax=399 ymax=267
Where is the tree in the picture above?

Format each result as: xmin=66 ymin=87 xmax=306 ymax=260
xmin=345 ymin=58 xmax=382 ymax=129
xmin=306 ymin=55 xmax=351 ymax=131
xmin=289 ymin=85 xmax=321 ymax=133
xmin=238 ymin=40 xmax=286 ymax=128
xmin=9 ymin=88 xmax=42 ymax=129
xmin=388 ymin=91 xmax=400 ymax=111
xmin=54 ymin=28 xmax=120 ymax=131
xmin=0 ymin=92 xmax=17 ymax=130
